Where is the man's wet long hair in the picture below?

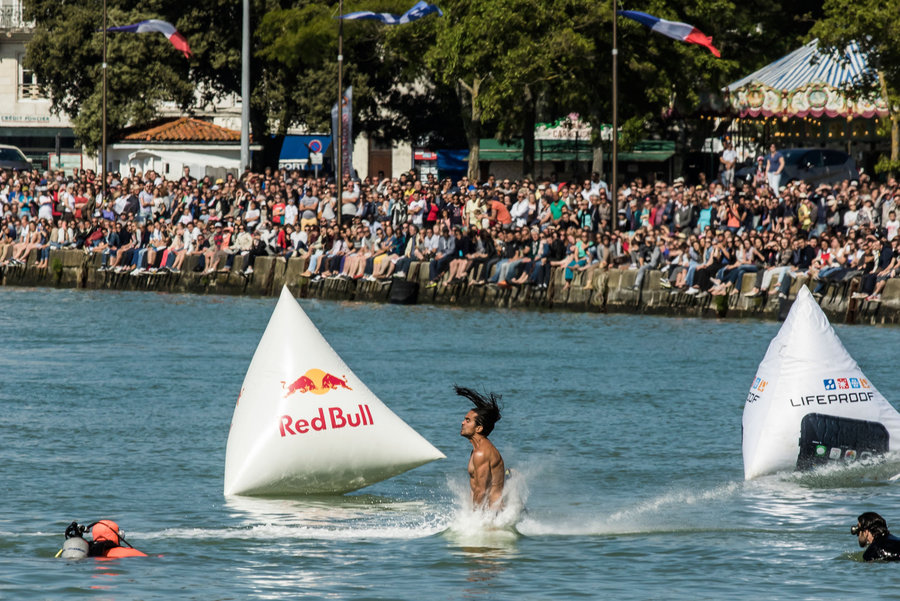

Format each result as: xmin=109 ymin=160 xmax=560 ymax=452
xmin=455 ymin=385 xmax=501 ymax=437
xmin=858 ymin=512 xmax=889 ymax=538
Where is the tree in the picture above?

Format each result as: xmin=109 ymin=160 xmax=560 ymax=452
xmin=410 ymin=0 xmax=598 ymax=180
xmin=478 ymin=1 xmax=595 ymax=179
xmin=24 ymin=0 xmax=199 ymax=153
xmin=256 ymin=1 xmax=467 ymax=154
xmin=811 ymin=0 xmax=900 ymax=176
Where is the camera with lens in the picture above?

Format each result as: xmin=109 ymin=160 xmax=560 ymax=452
xmin=851 ymin=524 xmax=861 ymax=535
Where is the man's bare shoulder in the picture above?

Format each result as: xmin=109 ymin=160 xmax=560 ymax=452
xmin=479 ymin=440 xmax=502 ymax=462
xmin=472 ymin=439 xmax=501 ymax=459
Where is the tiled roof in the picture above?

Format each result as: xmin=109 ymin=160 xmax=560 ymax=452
xmin=122 ymin=117 xmax=240 ymax=142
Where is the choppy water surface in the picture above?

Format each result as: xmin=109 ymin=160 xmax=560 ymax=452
xmin=1 ymin=288 xmax=899 ymax=600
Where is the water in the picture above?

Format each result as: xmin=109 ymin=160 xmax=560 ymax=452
xmin=2 ymin=287 xmax=900 ymax=600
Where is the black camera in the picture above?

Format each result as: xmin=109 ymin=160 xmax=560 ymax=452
xmin=851 ymin=525 xmax=861 ymax=536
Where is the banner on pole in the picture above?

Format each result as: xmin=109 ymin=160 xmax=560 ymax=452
xmin=331 ymin=86 xmax=353 ymax=179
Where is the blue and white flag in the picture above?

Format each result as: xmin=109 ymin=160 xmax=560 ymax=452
xmin=341 ymin=1 xmax=442 ymax=25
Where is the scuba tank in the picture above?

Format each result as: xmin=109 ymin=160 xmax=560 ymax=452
xmin=60 ymin=536 xmax=88 ymax=559
xmin=58 ymin=522 xmax=88 ymax=559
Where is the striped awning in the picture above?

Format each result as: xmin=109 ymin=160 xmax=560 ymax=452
xmin=725 ymin=39 xmax=888 ymax=119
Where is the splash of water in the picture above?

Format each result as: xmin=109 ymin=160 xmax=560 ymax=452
xmin=517 ymin=481 xmax=744 ymax=537
xmin=441 ymin=469 xmax=530 ymax=547
xmin=777 ymin=454 xmax=900 ymax=489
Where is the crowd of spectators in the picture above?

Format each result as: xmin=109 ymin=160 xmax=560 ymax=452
xmin=0 ymin=147 xmax=898 ymax=303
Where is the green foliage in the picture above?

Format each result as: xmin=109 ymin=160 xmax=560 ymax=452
xmin=875 ymin=155 xmax=900 ymax=176
xmin=811 ymin=0 xmax=900 ymax=93
xmin=812 ymin=0 xmax=900 ymax=167
xmin=25 ymin=0 xmax=207 ymax=153
xmin=50 ymin=257 xmax=63 ymax=279
xmin=23 ymin=0 xmax=830 ymax=172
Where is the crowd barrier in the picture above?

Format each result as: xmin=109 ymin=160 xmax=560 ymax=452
xmin=3 ymin=248 xmax=900 ymax=325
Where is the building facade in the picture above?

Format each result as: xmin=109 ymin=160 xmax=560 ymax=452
xmin=0 ymin=0 xmax=78 ymax=170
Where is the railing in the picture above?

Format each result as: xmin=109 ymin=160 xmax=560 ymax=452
xmin=18 ymin=82 xmax=44 ymax=100
xmin=0 ymin=2 xmax=33 ymax=30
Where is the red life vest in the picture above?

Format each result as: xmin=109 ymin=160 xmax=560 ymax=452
xmin=90 ymin=520 xmax=147 ymax=558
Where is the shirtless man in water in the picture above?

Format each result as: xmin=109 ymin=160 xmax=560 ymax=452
xmin=456 ymin=386 xmax=505 ymax=509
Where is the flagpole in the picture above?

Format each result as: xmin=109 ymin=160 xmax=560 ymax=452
xmin=101 ymin=0 xmax=107 ymax=206
xmin=240 ymin=0 xmax=250 ymax=172
xmin=611 ymin=0 xmax=618 ymax=233
xmin=336 ymin=0 xmax=344 ymax=193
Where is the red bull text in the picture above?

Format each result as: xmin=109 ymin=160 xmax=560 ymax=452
xmin=279 ymin=405 xmax=374 ymax=437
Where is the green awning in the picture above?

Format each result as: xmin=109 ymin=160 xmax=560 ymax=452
xmin=477 ymin=138 xmax=674 ymax=162
xmin=479 ymin=139 xmax=593 ymax=162
xmin=617 ymin=140 xmax=675 ymax=162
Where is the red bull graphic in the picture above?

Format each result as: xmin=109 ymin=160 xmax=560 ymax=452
xmin=282 ymin=368 xmax=353 ymax=398
xmin=279 ymin=404 xmax=375 ymax=437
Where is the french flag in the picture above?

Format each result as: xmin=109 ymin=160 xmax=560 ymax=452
xmin=107 ymin=19 xmax=192 ymax=58
xmin=618 ymin=10 xmax=720 ymax=58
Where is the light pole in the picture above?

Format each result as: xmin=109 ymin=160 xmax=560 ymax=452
xmin=611 ymin=0 xmax=618 ymax=233
xmin=101 ymin=0 xmax=107 ymax=204
xmin=336 ymin=0 xmax=344 ymax=190
xmin=240 ymin=0 xmax=250 ymax=172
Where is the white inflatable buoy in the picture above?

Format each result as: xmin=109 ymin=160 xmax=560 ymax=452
xmin=224 ymin=286 xmax=445 ymax=496
xmin=742 ymin=286 xmax=900 ymax=479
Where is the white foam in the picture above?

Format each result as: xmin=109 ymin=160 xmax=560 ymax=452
xmin=517 ymin=482 xmax=744 ymax=536
xmin=146 ymin=521 xmax=447 ymax=542
xmin=440 ymin=474 xmax=528 ymax=546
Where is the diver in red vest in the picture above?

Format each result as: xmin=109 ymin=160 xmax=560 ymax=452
xmin=58 ymin=520 xmax=147 ymax=559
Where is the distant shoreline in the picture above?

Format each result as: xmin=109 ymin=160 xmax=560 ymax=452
xmin=2 ymin=248 xmax=898 ymax=326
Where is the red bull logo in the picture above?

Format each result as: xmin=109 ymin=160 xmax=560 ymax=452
xmin=281 ymin=368 xmax=353 ymax=398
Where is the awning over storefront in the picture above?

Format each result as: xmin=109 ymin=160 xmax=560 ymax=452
xmin=478 ymin=139 xmax=593 ymax=162
xmin=617 ymin=140 xmax=675 ymax=162
xmin=476 ymin=139 xmax=673 ymax=163
xmin=725 ymin=39 xmax=889 ymax=119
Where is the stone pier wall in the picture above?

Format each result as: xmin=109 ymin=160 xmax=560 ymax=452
xmin=3 ymin=249 xmax=900 ymax=326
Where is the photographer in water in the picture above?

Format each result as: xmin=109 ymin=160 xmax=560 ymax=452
xmin=853 ymin=512 xmax=900 ymax=562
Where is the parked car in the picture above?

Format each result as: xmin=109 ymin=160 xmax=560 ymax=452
xmin=736 ymin=148 xmax=858 ymax=186
xmin=0 ymin=144 xmax=32 ymax=171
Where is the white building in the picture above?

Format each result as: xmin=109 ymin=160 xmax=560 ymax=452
xmin=0 ymin=0 xmax=78 ymax=170
xmin=0 ymin=1 xmax=411 ymax=180
xmin=108 ymin=117 xmax=260 ymax=180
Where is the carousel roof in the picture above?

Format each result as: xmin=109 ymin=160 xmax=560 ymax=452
xmin=725 ymin=39 xmax=888 ymax=119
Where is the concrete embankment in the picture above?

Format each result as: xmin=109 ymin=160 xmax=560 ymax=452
xmin=3 ymin=249 xmax=900 ymax=326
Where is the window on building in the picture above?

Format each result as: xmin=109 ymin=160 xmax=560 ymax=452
xmin=19 ymin=56 xmax=42 ymax=100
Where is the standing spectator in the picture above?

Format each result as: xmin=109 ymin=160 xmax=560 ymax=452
xmin=765 ymin=144 xmax=785 ymax=195
xmin=720 ymin=140 xmax=736 ymax=188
